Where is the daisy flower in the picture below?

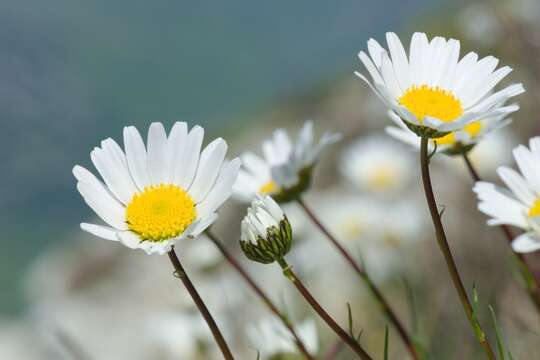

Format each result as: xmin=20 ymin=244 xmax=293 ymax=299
xmin=356 ymin=32 xmax=524 ymax=138
xmin=233 ymin=121 xmax=341 ymax=202
xmin=73 ymin=122 xmax=240 ymax=255
xmin=247 ymin=317 xmax=318 ymax=358
xmin=474 ymin=137 xmax=540 ymax=253
xmin=340 ymin=133 xmax=415 ymax=194
xmin=385 ymin=104 xmax=517 ymax=155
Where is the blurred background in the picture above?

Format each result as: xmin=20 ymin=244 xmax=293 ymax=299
xmin=2 ymin=0 xmax=540 ymax=358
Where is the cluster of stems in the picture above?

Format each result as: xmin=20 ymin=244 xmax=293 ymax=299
xmin=165 ymin=139 xmax=540 ymax=360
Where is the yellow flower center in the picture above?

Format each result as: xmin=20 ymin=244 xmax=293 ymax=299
xmin=125 ymin=184 xmax=196 ymax=242
xmin=528 ymin=200 xmax=540 ymax=217
xmin=399 ymin=85 xmax=464 ymax=123
xmin=434 ymin=121 xmax=483 ymax=146
xmin=367 ymin=165 xmax=399 ymax=191
xmin=259 ymin=181 xmax=279 ymax=195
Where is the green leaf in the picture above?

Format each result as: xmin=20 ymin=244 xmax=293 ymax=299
xmin=489 ymin=305 xmax=509 ymax=360
xmin=384 ymin=325 xmax=389 ymax=360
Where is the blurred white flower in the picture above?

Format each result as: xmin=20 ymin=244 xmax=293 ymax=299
xmin=296 ymin=191 xmax=426 ymax=281
xmin=356 ymin=32 xmax=524 ymax=136
xmin=247 ymin=317 xmax=318 ymax=358
xmin=474 ymin=136 xmax=540 ymax=253
xmin=386 ymin=107 xmax=517 ymax=155
xmin=449 ymin=127 xmax=518 ymax=176
xmin=340 ymin=133 xmax=416 ymax=194
xmin=73 ymin=122 xmax=240 ymax=255
xmin=457 ymin=3 xmax=502 ymax=47
xmin=233 ymin=121 xmax=341 ymax=202
xmin=147 ymin=311 xmax=213 ymax=359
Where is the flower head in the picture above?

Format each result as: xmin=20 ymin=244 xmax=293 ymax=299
xmin=356 ymin=32 xmax=524 ymax=138
xmin=386 ymin=104 xmax=517 ymax=155
xmin=474 ymin=137 xmax=540 ymax=253
xmin=233 ymin=121 xmax=341 ymax=203
xmin=240 ymin=196 xmax=292 ymax=264
xmin=340 ymin=134 xmax=415 ymax=194
xmin=73 ymin=122 xmax=240 ymax=255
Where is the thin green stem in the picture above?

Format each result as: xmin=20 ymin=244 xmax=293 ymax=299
xmin=297 ymin=197 xmax=420 ymax=360
xmin=167 ymin=248 xmax=234 ymax=360
xmin=462 ymin=152 xmax=540 ymax=313
xmin=276 ymin=257 xmax=373 ymax=360
xmin=420 ymin=137 xmax=495 ymax=360
xmin=204 ymin=230 xmax=314 ymax=360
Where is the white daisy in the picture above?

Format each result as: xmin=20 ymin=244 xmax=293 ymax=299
xmin=386 ymin=104 xmax=517 ymax=155
xmin=340 ymin=133 xmax=415 ymax=194
xmin=474 ymin=137 xmax=540 ymax=253
xmin=356 ymin=32 xmax=524 ymax=137
xmin=247 ymin=317 xmax=318 ymax=358
xmin=73 ymin=122 xmax=241 ymax=255
xmin=233 ymin=121 xmax=341 ymax=202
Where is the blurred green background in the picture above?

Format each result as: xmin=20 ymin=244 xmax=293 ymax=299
xmin=0 ymin=0 xmax=447 ymax=315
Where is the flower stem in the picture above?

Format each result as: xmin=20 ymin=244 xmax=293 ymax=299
xmin=420 ymin=137 xmax=495 ymax=359
xmin=167 ymin=248 xmax=234 ymax=360
xmin=462 ymin=152 xmax=540 ymax=313
xmin=276 ymin=257 xmax=373 ymax=360
xmin=296 ymin=197 xmax=420 ymax=360
xmin=204 ymin=230 xmax=315 ymax=360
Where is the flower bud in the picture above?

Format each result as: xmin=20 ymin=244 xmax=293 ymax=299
xmin=240 ymin=196 xmax=292 ymax=264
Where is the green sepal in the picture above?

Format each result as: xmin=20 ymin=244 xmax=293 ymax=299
xmin=240 ymin=217 xmax=293 ymax=264
xmin=402 ymin=119 xmax=451 ymax=139
xmin=272 ymin=167 xmax=314 ymax=203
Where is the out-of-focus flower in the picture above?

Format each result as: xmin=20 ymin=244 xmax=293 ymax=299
xmin=457 ymin=3 xmax=502 ymax=47
xmin=340 ymin=133 xmax=415 ymax=194
xmin=233 ymin=121 xmax=341 ymax=202
xmin=147 ymin=311 xmax=214 ymax=359
xmin=474 ymin=137 xmax=540 ymax=253
xmin=295 ymin=191 xmax=426 ymax=282
xmin=356 ymin=32 xmax=524 ymax=138
xmin=449 ymin=127 xmax=518 ymax=177
xmin=240 ymin=196 xmax=292 ymax=264
xmin=247 ymin=317 xmax=318 ymax=358
xmin=386 ymin=106 xmax=517 ymax=155
xmin=73 ymin=122 xmax=240 ymax=255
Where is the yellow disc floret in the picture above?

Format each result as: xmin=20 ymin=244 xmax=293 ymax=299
xmin=529 ymin=199 xmax=540 ymax=217
xmin=259 ymin=180 xmax=279 ymax=195
xmin=434 ymin=121 xmax=483 ymax=146
xmin=126 ymin=184 xmax=196 ymax=242
xmin=399 ymin=85 xmax=464 ymax=123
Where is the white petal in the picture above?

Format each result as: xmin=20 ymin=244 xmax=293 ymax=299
xmin=463 ymin=66 xmax=512 ymax=109
xmin=123 ymin=126 xmax=151 ymax=190
xmin=190 ymin=213 xmax=219 ymax=237
xmin=175 ymin=125 xmax=204 ymax=189
xmin=147 ymin=122 xmax=169 ymax=184
xmin=386 ymin=32 xmax=410 ymax=90
xmin=380 ymin=52 xmax=402 ymax=98
xmin=512 ymin=232 xmax=540 ymax=253
xmin=474 ymin=181 xmax=529 ymax=228
xmin=189 ymin=138 xmax=227 ymax=202
xmin=117 ymin=231 xmax=142 ymax=249
xmin=91 ymin=140 xmax=138 ymax=204
xmin=497 ymin=167 xmax=536 ymax=206
xmin=409 ymin=32 xmax=429 ymax=86
xmin=358 ymin=51 xmax=384 ymax=84
xmin=513 ymin=145 xmax=540 ymax=194
xmin=80 ymin=223 xmax=119 ymax=241
xmin=197 ymin=158 xmax=241 ymax=218
xmin=73 ymin=165 xmax=127 ymax=230
xmin=168 ymin=122 xmax=188 ymax=183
